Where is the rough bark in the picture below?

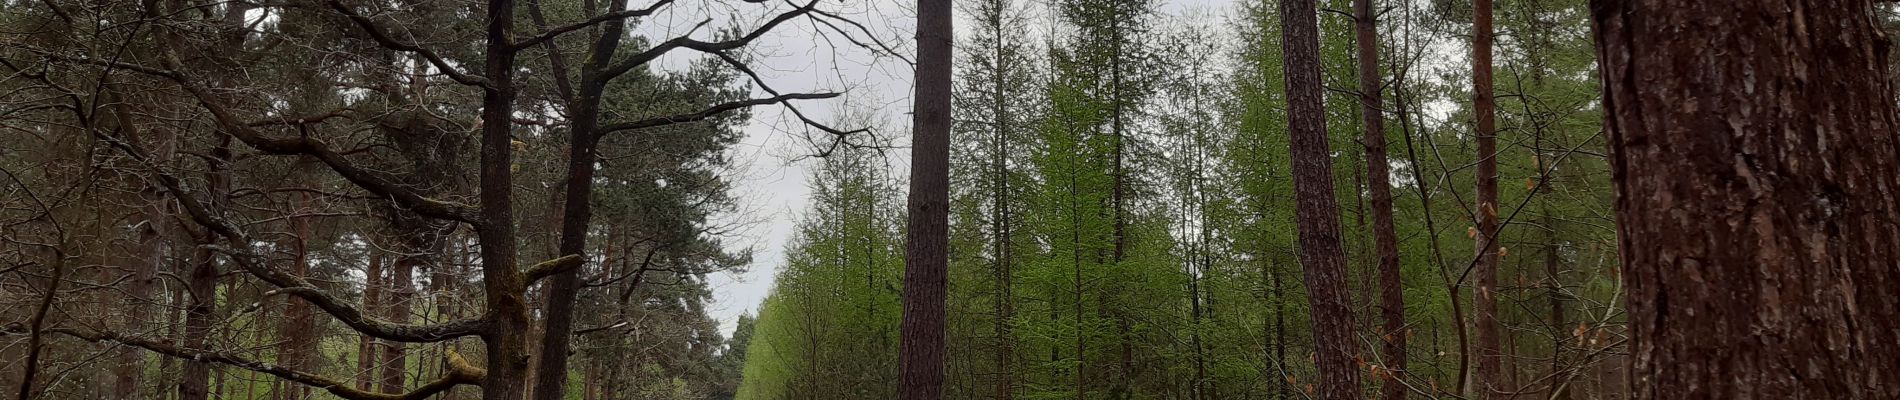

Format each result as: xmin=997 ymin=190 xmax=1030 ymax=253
xmin=477 ymin=1 xmax=533 ymax=399
xmin=1282 ymin=0 xmax=1364 ymax=398
xmin=1470 ymin=0 xmax=1503 ymax=397
xmin=897 ymin=0 xmax=953 ymax=396
xmin=1354 ymin=0 xmax=1406 ymax=398
xmin=1589 ymin=1 xmax=1900 ymax=398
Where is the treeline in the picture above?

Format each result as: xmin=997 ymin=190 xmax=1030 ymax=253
xmin=739 ymin=0 xmax=1627 ymax=398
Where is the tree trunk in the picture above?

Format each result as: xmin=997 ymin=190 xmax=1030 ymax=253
xmin=359 ymin=252 xmax=383 ymax=392
xmin=1589 ymin=1 xmax=1900 ymax=398
xmin=179 ymin=247 xmax=218 ymax=400
xmin=897 ymin=0 xmax=952 ymax=396
xmin=1355 ymin=0 xmax=1406 ymax=397
xmin=1282 ymin=0 xmax=1364 ymax=397
xmin=477 ymin=1 xmax=532 ymax=398
xmin=380 ymin=245 xmax=417 ymax=393
xmin=277 ymin=167 xmax=317 ymax=400
xmin=1471 ymin=0 xmax=1503 ymax=397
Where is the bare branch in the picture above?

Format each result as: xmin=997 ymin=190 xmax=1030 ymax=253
xmin=598 ymin=0 xmax=823 ymax=80
xmin=597 ymin=92 xmax=840 ymax=136
xmin=512 ymin=0 xmax=677 ymax=51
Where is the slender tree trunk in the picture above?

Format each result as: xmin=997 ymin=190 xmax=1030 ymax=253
xmin=179 ymin=247 xmax=218 ymax=400
xmin=988 ymin=6 xmax=1016 ymax=395
xmin=1470 ymin=0 xmax=1503 ymax=397
xmin=380 ymin=245 xmax=418 ymax=392
xmin=1590 ymin=1 xmax=1900 ymax=398
xmin=897 ymin=0 xmax=952 ymax=395
xmin=1282 ymin=0 xmax=1364 ymax=397
xmin=1354 ymin=0 xmax=1406 ymax=397
xmin=1542 ymin=207 xmax=1568 ymax=400
xmin=359 ymin=252 xmax=383 ymax=392
xmin=15 ymin=248 xmax=66 ymax=400
xmin=277 ymin=167 xmax=316 ymax=400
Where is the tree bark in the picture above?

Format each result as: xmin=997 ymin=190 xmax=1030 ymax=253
xmin=477 ymin=1 xmax=532 ymax=399
xmin=278 ymin=166 xmax=317 ymax=400
xmin=897 ymin=0 xmax=953 ymax=396
xmin=1470 ymin=0 xmax=1503 ymax=397
xmin=359 ymin=252 xmax=384 ymax=392
xmin=1589 ymin=1 xmax=1900 ymax=398
xmin=1282 ymin=0 xmax=1364 ymax=398
xmin=1354 ymin=0 xmax=1406 ymax=398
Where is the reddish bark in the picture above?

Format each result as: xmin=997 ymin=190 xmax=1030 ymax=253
xmin=1470 ymin=0 xmax=1504 ymax=397
xmin=1590 ymin=1 xmax=1900 ymax=398
xmin=1283 ymin=0 xmax=1364 ymax=397
xmin=1355 ymin=0 xmax=1406 ymax=397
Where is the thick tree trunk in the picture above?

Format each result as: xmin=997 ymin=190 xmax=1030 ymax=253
xmin=1470 ymin=0 xmax=1503 ymax=397
xmin=1354 ymin=0 xmax=1406 ymax=398
xmin=897 ymin=0 xmax=953 ymax=396
xmin=1282 ymin=0 xmax=1364 ymax=398
xmin=1589 ymin=1 xmax=1900 ymax=398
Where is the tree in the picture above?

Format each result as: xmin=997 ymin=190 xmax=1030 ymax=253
xmin=1281 ymin=0 xmax=1363 ymax=398
xmin=1589 ymin=1 xmax=1900 ymax=398
xmin=898 ymin=0 xmax=954 ymax=396
xmin=1469 ymin=0 xmax=1503 ymax=396
xmin=1353 ymin=0 xmax=1405 ymax=397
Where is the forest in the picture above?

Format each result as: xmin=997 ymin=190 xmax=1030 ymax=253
xmin=1 ymin=0 xmax=1897 ymax=399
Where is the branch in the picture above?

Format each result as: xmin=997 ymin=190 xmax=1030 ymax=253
xmin=597 ymin=92 xmax=839 ymax=136
xmin=511 ymin=0 xmax=676 ymax=51
xmin=598 ymin=0 xmax=822 ymax=80
xmin=83 ymin=126 xmax=484 ymax=343
xmin=47 ymin=50 xmax=481 ymax=225
xmin=23 ymin=327 xmax=481 ymax=400
xmin=525 ymin=254 xmax=586 ymax=284
xmin=149 ymin=52 xmax=482 ymax=226
xmin=702 ymin=50 xmax=867 ymax=155
xmin=325 ymin=0 xmax=490 ymax=88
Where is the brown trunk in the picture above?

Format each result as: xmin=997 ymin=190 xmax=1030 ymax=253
xmin=277 ymin=166 xmax=317 ymax=400
xmin=1470 ymin=0 xmax=1503 ymax=397
xmin=380 ymin=248 xmax=416 ymax=392
xmin=466 ymin=1 xmax=532 ymax=399
xmin=897 ymin=0 xmax=952 ymax=396
xmin=114 ymin=86 xmax=167 ymax=400
xmin=1355 ymin=0 xmax=1406 ymax=397
xmin=179 ymin=247 xmax=219 ymax=400
xmin=1282 ymin=0 xmax=1364 ymax=398
xmin=179 ymin=134 xmax=233 ymax=400
xmin=1589 ymin=1 xmax=1900 ymax=398
xmin=358 ymin=252 xmax=383 ymax=392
